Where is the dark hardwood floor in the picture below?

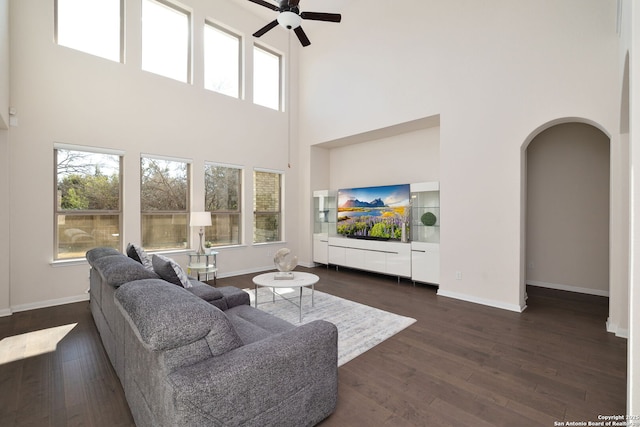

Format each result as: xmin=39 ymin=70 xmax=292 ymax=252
xmin=0 ymin=266 xmax=627 ymax=426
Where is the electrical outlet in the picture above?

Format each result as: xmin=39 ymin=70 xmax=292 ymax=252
xmin=528 ymin=261 xmax=534 ymax=270
xmin=455 ymin=271 xmax=462 ymax=280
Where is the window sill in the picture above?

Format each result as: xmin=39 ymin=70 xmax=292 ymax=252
xmin=50 ymin=258 xmax=88 ymax=267
xmin=253 ymin=241 xmax=287 ymax=247
xmin=207 ymin=244 xmax=248 ymax=251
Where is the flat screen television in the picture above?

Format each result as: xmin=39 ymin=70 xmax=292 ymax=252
xmin=337 ymin=184 xmax=410 ymax=240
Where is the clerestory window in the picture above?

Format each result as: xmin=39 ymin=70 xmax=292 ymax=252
xmin=142 ymin=0 xmax=191 ymax=83
xmin=55 ymin=0 xmax=123 ymax=62
xmin=204 ymin=22 xmax=242 ymax=98
xmin=253 ymin=45 xmax=281 ymax=111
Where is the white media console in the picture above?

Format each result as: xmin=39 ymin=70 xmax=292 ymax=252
xmin=327 ymin=237 xmax=412 ymax=278
xmin=313 ymin=182 xmax=440 ymax=284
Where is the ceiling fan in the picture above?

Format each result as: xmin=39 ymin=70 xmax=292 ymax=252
xmin=248 ymin=0 xmax=342 ymax=47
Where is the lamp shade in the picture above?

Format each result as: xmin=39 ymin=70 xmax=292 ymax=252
xmin=277 ymin=11 xmax=301 ymax=29
xmin=190 ymin=212 xmax=212 ymax=227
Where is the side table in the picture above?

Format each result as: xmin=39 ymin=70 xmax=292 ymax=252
xmin=187 ymin=251 xmax=218 ymax=285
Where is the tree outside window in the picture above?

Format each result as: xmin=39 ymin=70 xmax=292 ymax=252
xmin=204 ymin=164 xmax=242 ymax=246
xmin=141 ymin=157 xmax=190 ymax=250
xmin=253 ymin=170 xmax=282 ymax=243
xmin=55 ymin=147 xmax=122 ymax=260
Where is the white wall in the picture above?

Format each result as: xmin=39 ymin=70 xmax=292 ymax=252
xmin=526 ymin=123 xmax=610 ymax=295
xmin=299 ymin=0 xmax=620 ymax=314
xmin=6 ymin=0 xmax=299 ymax=311
xmin=327 ymin=126 xmax=440 ymax=190
xmin=621 ymin=0 xmax=640 ymax=416
xmin=0 ymin=0 xmax=8 ymax=130
xmin=0 ymin=129 xmax=8 ymax=316
xmin=0 ymin=0 xmax=9 ymax=315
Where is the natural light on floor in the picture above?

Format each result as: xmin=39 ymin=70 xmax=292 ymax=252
xmin=0 ymin=323 xmax=77 ymax=365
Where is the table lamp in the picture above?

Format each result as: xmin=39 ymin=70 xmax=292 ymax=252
xmin=190 ymin=212 xmax=212 ymax=255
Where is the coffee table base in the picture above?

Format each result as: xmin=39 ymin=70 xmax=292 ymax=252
xmin=252 ymin=272 xmax=319 ymax=323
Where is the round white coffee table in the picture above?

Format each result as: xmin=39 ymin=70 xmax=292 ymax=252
xmin=252 ymin=272 xmax=319 ymax=322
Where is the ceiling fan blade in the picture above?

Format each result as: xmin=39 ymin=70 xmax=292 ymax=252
xmin=253 ymin=19 xmax=279 ymax=37
xmin=300 ymin=11 xmax=342 ymax=23
xmin=247 ymin=0 xmax=279 ymax=11
xmin=294 ymin=26 xmax=311 ymax=46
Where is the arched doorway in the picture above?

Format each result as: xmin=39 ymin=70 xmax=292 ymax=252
xmin=524 ymin=121 xmax=611 ymax=304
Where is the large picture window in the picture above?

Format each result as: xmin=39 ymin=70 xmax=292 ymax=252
xmin=141 ymin=156 xmax=190 ymax=250
xmin=55 ymin=0 xmax=123 ymax=62
xmin=253 ymin=45 xmax=281 ymax=111
xmin=54 ymin=145 xmax=122 ymax=260
xmin=142 ymin=0 xmax=191 ymax=83
xmin=204 ymin=163 xmax=242 ymax=246
xmin=253 ymin=169 xmax=282 ymax=243
xmin=204 ymin=22 xmax=241 ymax=98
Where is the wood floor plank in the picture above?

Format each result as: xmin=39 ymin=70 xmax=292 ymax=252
xmin=0 ymin=267 xmax=626 ymax=426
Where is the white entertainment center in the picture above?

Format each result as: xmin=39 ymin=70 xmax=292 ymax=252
xmin=313 ymin=182 xmax=440 ymax=285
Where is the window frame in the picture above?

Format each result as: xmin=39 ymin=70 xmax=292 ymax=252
xmin=204 ymin=20 xmax=242 ymax=99
xmin=54 ymin=0 xmax=125 ymax=63
xmin=53 ymin=143 xmax=124 ymax=261
xmin=252 ymin=43 xmax=283 ymax=111
xmin=253 ymin=168 xmax=283 ymax=244
xmin=204 ymin=162 xmax=243 ymax=247
xmin=140 ymin=154 xmax=192 ymax=251
xmin=141 ymin=0 xmax=193 ymax=83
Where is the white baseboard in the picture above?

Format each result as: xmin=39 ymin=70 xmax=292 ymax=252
xmin=10 ymin=293 xmax=90 ymax=314
xmin=219 ymin=262 xmax=321 ymax=278
xmin=4 ymin=266 xmax=297 ymax=315
xmin=526 ymin=280 xmax=609 ymax=297
xmin=606 ymin=317 xmax=629 ymax=339
xmin=437 ymin=289 xmax=525 ymax=313
xmin=217 ymin=265 xmax=275 ymax=279
xmin=298 ymin=261 xmax=317 ymax=268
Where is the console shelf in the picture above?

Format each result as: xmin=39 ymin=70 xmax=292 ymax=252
xmin=410 ymin=182 xmax=440 ymax=284
xmin=312 ymin=190 xmax=337 ymax=265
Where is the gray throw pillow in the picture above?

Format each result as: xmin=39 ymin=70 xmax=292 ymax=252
xmin=126 ymin=243 xmax=154 ymax=271
xmin=152 ymin=254 xmax=192 ymax=289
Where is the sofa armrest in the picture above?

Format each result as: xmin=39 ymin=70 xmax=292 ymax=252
xmin=217 ymin=286 xmax=250 ymax=308
xmin=168 ymin=320 xmax=338 ymax=426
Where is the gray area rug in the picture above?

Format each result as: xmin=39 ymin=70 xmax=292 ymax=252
xmin=244 ymin=287 xmax=416 ymax=366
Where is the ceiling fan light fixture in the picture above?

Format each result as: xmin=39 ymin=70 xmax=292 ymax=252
xmin=277 ymin=11 xmax=301 ymax=29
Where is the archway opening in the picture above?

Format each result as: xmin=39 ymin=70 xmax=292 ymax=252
xmin=525 ymin=122 xmax=611 ymax=305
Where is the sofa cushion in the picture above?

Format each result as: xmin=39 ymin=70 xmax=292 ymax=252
xmin=90 ymin=254 xmax=159 ymax=287
xmin=152 ymin=254 xmax=192 ymax=288
xmin=126 ymin=243 xmax=154 ymax=271
xmin=86 ymin=247 xmax=121 ymax=264
xmin=116 ymin=279 xmax=243 ymax=353
xmin=187 ymin=281 xmax=223 ymax=302
xmin=225 ymin=304 xmax=295 ymax=344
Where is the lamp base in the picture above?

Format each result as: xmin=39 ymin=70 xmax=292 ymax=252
xmin=197 ymin=229 xmax=206 ymax=255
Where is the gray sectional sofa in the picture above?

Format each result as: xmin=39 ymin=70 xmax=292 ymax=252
xmin=86 ymin=247 xmax=338 ymax=427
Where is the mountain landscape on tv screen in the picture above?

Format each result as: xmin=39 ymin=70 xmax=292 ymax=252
xmin=340 ymin=198 xmax=385 ymax=209
xmin=337 ymin=184 xmax=410 ymax=240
